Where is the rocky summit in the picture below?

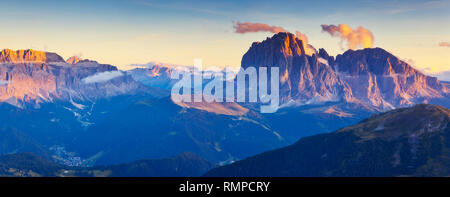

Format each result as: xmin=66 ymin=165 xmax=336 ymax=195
xmin=0 ymin=49 xmax=65 ymax=64
xmin=66 ymin=56 xmax=83 ymax=65
xmin=205 ymin=104 xmax=450 ymax=177
xmin=241 ymin=32 xmax=448 ymax=110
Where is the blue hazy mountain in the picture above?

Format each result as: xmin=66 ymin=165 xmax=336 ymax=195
xmin=205 ymin=104 xmax=450 ymax=177
xmin=69 ymin=96 xmax=288 ymax=165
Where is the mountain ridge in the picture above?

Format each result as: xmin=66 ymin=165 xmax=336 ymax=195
xmin=204 ymin=104 xmax=450 ymax=177
xmin=0 ymin=36 xmax=448 ymax=169
xmin=241 ymin=32 xmax=448 ymax=110
xmin=0 ymin=152 xmax=214 ymax=177
xmin=0 ymin=49 xmax=151 ymax=107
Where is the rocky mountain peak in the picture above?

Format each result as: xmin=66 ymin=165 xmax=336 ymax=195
xmin=241 ymin=32 xmax=350 ymax=104
xmin=334 ymin=48 xmax=446 ymax=108
xmin=242 ymin=32 xmax=306 ymax=70
xmin=335 ymin=47 xmax=418 ymax=76
xmin=239 ymin=34 xmax=448 ymax=110
xmin=0 ymin=49 xmax=143 ymax=106
xmin=0 ymin=49 xmax=65 ymax=64
xmin=66 ymin=56 xmax=83 ymax=64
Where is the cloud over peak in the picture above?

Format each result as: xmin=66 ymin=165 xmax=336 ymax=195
xmin=321 ymin=24 xmax=374 ymax=50
xmin=233 ymin=21 xmax=287 ymax=34
xmin=234 ymin=21 xmax=312 ymax=55
xmin=439 ymin=42 xmax=450 ymax=47
xmin=82 ymin=71 xmax=124 ymax=84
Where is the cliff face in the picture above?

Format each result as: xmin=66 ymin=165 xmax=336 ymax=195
xmin=335 ymin=48 xmax=445 ymax=107
xmin=242 ymin=32 xmax=352 ymax=105
xmin=240 ymin=32 xmax=448 ymax=110
xmin=0 ymin=62 xmax=57 ymax=103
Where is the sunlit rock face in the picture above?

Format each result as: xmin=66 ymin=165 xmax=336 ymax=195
xmin=0 ymin=49 xmax=65 ymax=63
xmin=0 ymin=49 xmax=145 ymax=107
xmin=0 ymin=62 xmax=57 ymax=103
xmin=0 ymin=49 xmax=64 ymax=104
xmin=66 ymin=56 xmax=83 ymax=65
xmin=241 ymin=32 xmax=352 ymax=105
xmin=240 ymin=32 xmax=448 ymax=110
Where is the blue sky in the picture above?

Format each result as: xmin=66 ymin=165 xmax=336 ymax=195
xmin=0 ymin=0 xmax=448 ymax=74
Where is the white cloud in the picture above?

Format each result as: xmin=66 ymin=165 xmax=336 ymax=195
xmin=82 ymin=71 xmax=124 ymax=84
xmin=124 ymin=61 xmax=239 ymax=72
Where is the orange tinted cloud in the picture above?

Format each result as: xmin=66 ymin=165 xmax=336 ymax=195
xmin=321 ymin=24 xmax=374 ymax=50
xmin=234 ymin=22 xmax=312 ymax=55
xmin=295 ymin=31 xmax=308 ymax=46
xmin=439 ymin=42 xmax=450 ymax=47
xmin=295 ymin=31 xmax=312 ymax=55
xmin=234 ymin=21 xmax=287 ymax=34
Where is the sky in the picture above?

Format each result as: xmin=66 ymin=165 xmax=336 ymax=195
xmin=0 ymin=0 xmax=449 ymax=77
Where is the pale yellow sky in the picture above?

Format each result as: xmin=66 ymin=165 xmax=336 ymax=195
xmin=0 ymin=0 xmax=448 ymax=77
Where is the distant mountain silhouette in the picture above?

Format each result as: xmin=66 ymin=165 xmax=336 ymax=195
xmin=205 ymin=104 xmax=450 ymax=177
xmin=0 ymin=152 xmax=214 ymax=177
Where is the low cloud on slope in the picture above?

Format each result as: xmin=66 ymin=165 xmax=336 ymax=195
xmin=82 ymin=71 xmax=124 ymax=84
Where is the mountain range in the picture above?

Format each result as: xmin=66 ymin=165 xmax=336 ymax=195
xmin=0 ymin=49 xmax=153 ymax=108
xmin=241 ymin=33 xmax=448 ymax=110
xmin=2 ymin=104 xmax=448 ymax=177
xmin=0 ymin=32 xmax=448 ymax=176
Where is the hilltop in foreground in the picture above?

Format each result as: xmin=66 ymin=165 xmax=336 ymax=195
xmin=205 ymin=104 xmax=450 ymax=177
xmin=0 ymin=152 xmax=214 ymax=177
